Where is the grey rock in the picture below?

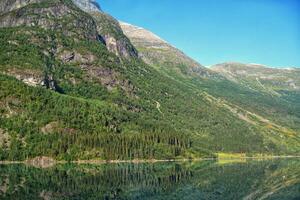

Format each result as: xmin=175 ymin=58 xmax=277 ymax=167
xmin=0 ymin=0 xmax=44 ymax=14
xmin=3 ymin=69 xmax=45 ymax=87
xmin=0 ymin=0 xmax=99 ymax=41
xmin=72 ymin=0 xmax=102 ymax=13
xmin=59 ymin=51 xmax=96 ymax=64
xmin=102 ymin=34 xmax=138 ymax=58
xmin=91 ymin=13 xmax=138 ymax=59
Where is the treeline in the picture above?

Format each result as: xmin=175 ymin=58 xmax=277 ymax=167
xmin=0 ymin=131 xmax=192 ymax=161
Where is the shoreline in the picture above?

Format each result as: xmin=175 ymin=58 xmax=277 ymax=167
xmin=0 ymin=155 xmax=299 ymax=165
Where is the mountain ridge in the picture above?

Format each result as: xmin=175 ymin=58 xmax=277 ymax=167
xmin=72 ymin=0 xmax=102 ymax=13
xmin=0 ymin=0 xmax=299 ymax=161
xmin=211 ymin=62 xmax=300 ymax=91
xmin=119 ymin=21 xmax=218 ymax=79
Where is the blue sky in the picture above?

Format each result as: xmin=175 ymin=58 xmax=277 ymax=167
xmin=99 ymin=0 xmax=300 ymax=67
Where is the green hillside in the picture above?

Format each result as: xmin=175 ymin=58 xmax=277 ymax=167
xmin=121 ymin=22 xmax=300 ymax=136
xmin=0 ymin=0 xmax=299 ymax=161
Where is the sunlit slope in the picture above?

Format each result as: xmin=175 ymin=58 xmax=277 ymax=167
xmin=0 ymin=0 xmax=299 ymax=161
xmin=121 ymin=21 xmax=300 ymax=134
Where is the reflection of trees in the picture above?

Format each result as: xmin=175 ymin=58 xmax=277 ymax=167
xmin=0 ymin=160 xmax=299 ymax=200
xmin=0 ymin=162 xmax=196 ymax=199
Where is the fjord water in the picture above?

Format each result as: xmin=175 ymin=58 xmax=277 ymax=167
xmin=0 ymin=159 xmax=299 ymax=200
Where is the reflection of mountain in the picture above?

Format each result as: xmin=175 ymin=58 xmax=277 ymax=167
xmin=0 ymin=160 xmax=299 ymax=199
xmin=0 ymin=162 xmax=197 ymax=199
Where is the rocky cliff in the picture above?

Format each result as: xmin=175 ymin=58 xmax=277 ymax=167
xmin=0 ymin=0 xmax=43 ymax=14
xmin=92 ymin=13 xmax=138 ymax=58
xmin=0 ymin=0 xmax=99 ymax=41
xmin=72 ymin=0 xmax=138 ymax=58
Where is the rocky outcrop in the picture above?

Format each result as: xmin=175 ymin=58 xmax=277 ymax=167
xmin=2 ymin=68 xmax=58 ymax=90
xmin=40 ymin=121 xmax=76 ymax=134
xmin=70 ymin=0 xmax=138 ymax=59
xmin=101 ymin=33 xmax=138 ymax=58
xmin=91 ymin=13 xmax=138 ymax=59
xmin=0 ymin=0 xmax=137 ymax=95
xmin=1 ymin=0 xmax=138 ymax=59
xmin=72 ymin=0 xmax=102 ymax=13
xmin=0 ymin=0 xmax=43 ymax=14
xmin=58 ymin=50 xmax=96 ymax=64
xmin=4 ymin=69 xmax=44 ymax=87
xmin=0 ymin=0 xmax=99 ymax=41
xmin=81 ymin=65 xmax=135 ymax=93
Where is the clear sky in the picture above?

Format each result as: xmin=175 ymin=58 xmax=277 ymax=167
xmin=99 ymin=0 xmax=300 ymax=67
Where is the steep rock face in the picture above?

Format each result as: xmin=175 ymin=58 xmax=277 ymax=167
xmin=211 ymin=62 xmax=300 ymax=91
xmin=120 ymin=22 xmax=212 ymax=77
xmin=0 ymin=0 xmax=101 ymax=90
xmin=0 ymin=0 xmax=99 ymax=41
xmin=0 ymin=0 xmax=137 ymax=95
xmin=71 ymin=0 xmax=138 ymax=59
xmin=91 ymin=13 xmax=138 ymax=58
xmin=0 ymin=0 xmax=43 ymax=14
xmin=0 ymin=0 xmax=137 ymax=59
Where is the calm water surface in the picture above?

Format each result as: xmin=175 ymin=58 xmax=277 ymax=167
xmin=0 ymin=159 xmax=299 ymax=200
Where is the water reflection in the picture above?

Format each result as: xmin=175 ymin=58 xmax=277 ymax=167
xmin=0 ymin=159 xmax=299 ymax=200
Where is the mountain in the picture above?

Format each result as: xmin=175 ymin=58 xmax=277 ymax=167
xmin=120 ymin=20 xmax=300 ymax=133
xmin=119 ymin=19 xmax=300 ymax=152
xmin=211 ymin=62 xmax=300 ymax=93
xmin=119 ymin=22 xmax=215 ymax=78
xmin=0 ymin=0 xmax=299 ymax=161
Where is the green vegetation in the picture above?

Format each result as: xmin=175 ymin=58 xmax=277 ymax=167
xmin=0 ymin=0 xmax=299 ymax=161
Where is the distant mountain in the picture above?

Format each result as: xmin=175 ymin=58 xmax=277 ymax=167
xmin=120 ymin=22 xmax=214 ymax=78
xmin=211 ymin=62 xmax=300 ymax=93
xmin=0 ymin=0 xmax=299 ymax=161
xmin=120 ymin=20 xmax=300 ymax=133
xmin=119 ymin=18 xmax=300 ymax=149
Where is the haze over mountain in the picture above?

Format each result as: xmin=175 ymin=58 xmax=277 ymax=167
xmin=0 ymin=0 xmax=299 ymax=162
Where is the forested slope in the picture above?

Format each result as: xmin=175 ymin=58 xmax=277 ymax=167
xmin=0 ymin=0 xmax=299 ymax=161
